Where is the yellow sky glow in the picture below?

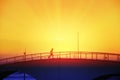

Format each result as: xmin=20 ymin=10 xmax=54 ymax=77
xmin=0 ymin=0 xmax=120 ymax=57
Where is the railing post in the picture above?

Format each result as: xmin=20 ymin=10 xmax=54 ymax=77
xmin=31 ymin=54 xmax=33 ymax=61
xmin=96 ymin=53 xmax=97 ymax=60
xmin=79 ymin=52 xmax=81 ymax=59
xmin=77 ymin=52 xmax=79 ymax=59
xmin=14 ymin=57 xmax=16 ymax=63
xmin=59 ymin=52 xmax=60 ymax=59
xmin=66 ymin=54 xmax=67 ymax=58
xmin=40 ymin=53 xmax=41 ymax=59
xmin=81 ymin=52 xmax=83 ymax=59
xmin=85 ymin=53 xmax=87 ymax=59
xmin=6 ymin=58 xmax=7 ymax=64
xmin=91 ymin=53 xmax=93 ymax=60
xmin=117 ymin=55 xmax=120 ymax=61
xmin=69 ymin=52 xmax=71 ymax=59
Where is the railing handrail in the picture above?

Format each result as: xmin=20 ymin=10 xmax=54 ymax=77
xmin=0 ymin=51 xmax=120 ymax=65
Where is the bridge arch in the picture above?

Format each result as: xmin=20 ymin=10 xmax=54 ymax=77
xmin=93 ymin=74 xmax=120 ymax=80
xmin=3 ymin=71 xmax=36 ymax=80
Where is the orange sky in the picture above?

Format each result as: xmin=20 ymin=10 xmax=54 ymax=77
xmin=0 ymin=0 xmax=120 ymax=58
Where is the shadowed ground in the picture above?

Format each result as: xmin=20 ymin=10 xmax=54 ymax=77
xmin=0 ymin=59 xmax=120 ymax=80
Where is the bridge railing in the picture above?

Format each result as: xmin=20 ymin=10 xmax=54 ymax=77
xmin=0 ymin=51 xmax=120 ymax=65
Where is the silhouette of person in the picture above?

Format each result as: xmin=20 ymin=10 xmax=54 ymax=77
xmin=104 ymin=54 xmax=108 ymax=60
xmin=24 ymin=48 xmax=26 ymax=61
xmin=48 ymin=48 xmax=54 ymax=58
xmin=24 ymin=51 xmax=26 ymax=61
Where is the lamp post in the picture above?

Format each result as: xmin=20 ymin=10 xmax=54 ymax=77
xmin=77 ymin=32 xmax=79 ymax=53
xmin=24 ymin=48 xmax=26 ymax=80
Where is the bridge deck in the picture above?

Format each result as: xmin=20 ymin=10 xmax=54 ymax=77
xmin=0 ymin=51 xmax=120 ymax=65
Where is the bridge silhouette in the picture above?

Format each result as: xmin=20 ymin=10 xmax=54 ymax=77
xmin=0 ymin=51 xmax=120 ymax=80
xmin=0 ymin=51 xmax=120 ymax=65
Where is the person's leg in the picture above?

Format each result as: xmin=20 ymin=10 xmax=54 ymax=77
xmin=48 ymin=55 xmax=50 ymax=59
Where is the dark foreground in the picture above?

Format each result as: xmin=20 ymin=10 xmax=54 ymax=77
xmin=0 ymin=59 xmax=120 ymax=80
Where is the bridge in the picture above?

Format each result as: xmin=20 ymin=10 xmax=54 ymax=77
xmin=0 ymin=51 xmax=120 ymax=80
xmin=0 ymin=51 xmax=120 ymax=65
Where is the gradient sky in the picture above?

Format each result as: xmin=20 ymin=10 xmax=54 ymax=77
xmin=0 ymin=0 xmax=120 ymax=57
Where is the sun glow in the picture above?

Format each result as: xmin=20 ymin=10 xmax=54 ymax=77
xmin=0 ymin=0 xmax=120 ymax=57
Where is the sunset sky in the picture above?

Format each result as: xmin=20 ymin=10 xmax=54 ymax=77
xmin=0 ymin=0 xmax=120 ymax=58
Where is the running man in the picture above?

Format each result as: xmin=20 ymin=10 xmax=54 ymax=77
xmin=48 ymin=48 xmax=54 ymax=58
